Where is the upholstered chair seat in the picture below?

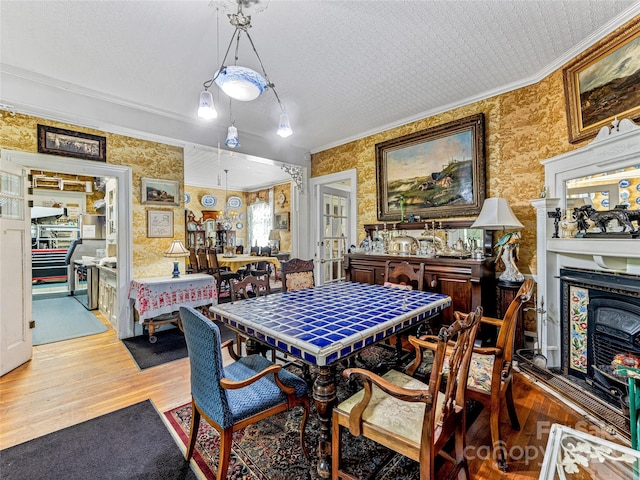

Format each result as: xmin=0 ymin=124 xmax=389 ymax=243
xmin=179 ymin=306 xmax=310 ymax=479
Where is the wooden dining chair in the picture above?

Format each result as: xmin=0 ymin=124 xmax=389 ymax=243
xmin=381 ymin=261 xmax=426 ymax=364
xmin=280 ymin=258 xmax=315 ymax=292
xmin=230 ymin=275 xmax=273 ymax=360
xmin=332 ymin=307 xmax=482 ymax=480
xmin=384 ymin=260 xmax=425 ymax=290
xmin=464 ymin=277 xmax=534 ymax=471
xmin=416 ymin=278 xmax=534 ymax=471
xmin=206 ymin=248 xmax=241 ymax=302
xmin=179 ymin=306 xmax=310 ymax=480
xmin=187 ymin=247 xmax=199 ymax=274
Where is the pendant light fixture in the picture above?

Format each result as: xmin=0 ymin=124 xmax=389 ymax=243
xmin=197 ymin=0 xmax=292 ymax=143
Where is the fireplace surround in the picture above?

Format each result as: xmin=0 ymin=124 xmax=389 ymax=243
xmin=531 ymin=119 xmax=640 ymax=370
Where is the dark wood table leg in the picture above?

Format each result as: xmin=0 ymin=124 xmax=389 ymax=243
xmin=313 ymin=365 xmax=336 ymax=479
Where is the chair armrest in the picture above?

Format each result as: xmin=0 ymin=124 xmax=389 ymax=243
xmin=220 ymin=364 xmax=282 ymax=389
xmin=221 ymin=339 xmax=241 ymax=361
xmin=472 ymin=346 xmax=503 ymax=356
xmin=343 ymin=367 xmax=432 ymax=435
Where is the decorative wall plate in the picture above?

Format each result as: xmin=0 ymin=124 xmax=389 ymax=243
xmin=620 ymin=189 xmax=630 ymax=200
xmin=278 ymin=193 xmax=286 ymax=205
xmin=236 ymin=222 xmax=244 ymax=230
xmin=201 ymin=194 xmax=217 ymax=208
xmin=227 ymin=196 xmax=242 ymax=208
xmin=239 ymin=213 xmax=246 ymax=220
xmin=184 ymin=193 xmax=191 ymax=204
xmin=619 ymin=179 xmax=631 ymax=188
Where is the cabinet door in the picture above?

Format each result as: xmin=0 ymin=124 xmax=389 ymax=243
xmin=349 ymin=267 xmax=376 ymax=284
xmin=427 ymin=274 xmax=472 ymax=323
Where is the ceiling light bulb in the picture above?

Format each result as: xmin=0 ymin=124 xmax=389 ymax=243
xmin=277 ymin=113 xmax=293 ymax=138
xmin=197 ymin=90 xmax=217 ymax=119
xmin=214 ymin=66 xmax=267 ymax=101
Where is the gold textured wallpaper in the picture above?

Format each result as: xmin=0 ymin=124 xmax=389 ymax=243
xmin=311 ymin=66 xmax=587 ymax=283
xmin=0 ymin=113 xmax=184 ymax=279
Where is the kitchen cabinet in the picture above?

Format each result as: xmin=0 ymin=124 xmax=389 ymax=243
xmin=344 ymin=253 xmax=496 ymax=323
xmin=98 ymin=265 xmax=118 ymax=328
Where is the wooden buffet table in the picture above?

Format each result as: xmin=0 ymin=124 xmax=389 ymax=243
xmin=128 ymin=273 xmax=216 ymax=342
xmin=344 ymin=252 xmax=496 ymax=322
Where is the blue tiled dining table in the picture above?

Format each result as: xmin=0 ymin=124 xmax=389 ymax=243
xmin=208 ymin=281 xmax=450 ymax=478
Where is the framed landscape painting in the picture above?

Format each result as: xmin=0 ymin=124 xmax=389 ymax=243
xmin=376 ymin=113 xmax=485 ymax=221
xmin=140 ymin=177 xmax=180 ymax=206
xmin=563 ymin=17 xmax=640 ymax=143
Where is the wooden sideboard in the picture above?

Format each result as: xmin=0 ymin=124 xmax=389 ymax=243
xmin=344 ymin=253 xmax=496 ymax=322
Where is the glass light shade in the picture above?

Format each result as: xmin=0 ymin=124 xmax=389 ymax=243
xmin=197 ymin=90 xmax=217 ymax=119
xmin=277 ymin=113 xmax=293 ymax=138
xmin=470 ymin=198 xmax=524 ymax=230
xmin=214 ymin=66 xmax=267 ymax=101
xmin=225 ymin=125 xmax=240 ymax=148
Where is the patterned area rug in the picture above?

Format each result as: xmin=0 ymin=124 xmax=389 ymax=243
xmin=164 ymin=346 xmax=447 ymax=480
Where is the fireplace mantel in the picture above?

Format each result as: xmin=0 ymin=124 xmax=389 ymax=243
xmin=532 ymin=119 xmax=640 ymax=368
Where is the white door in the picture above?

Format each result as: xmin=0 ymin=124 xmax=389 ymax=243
xmin=0 ymin=156 xmax=32 ymax=375
xmin=317 ymin=185 xmax=350 ymax=285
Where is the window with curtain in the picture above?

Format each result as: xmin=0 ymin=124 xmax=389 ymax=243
xmin=248 ymin=201 xmax=272 ymax=248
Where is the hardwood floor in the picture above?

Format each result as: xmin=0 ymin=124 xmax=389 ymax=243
xmin=0 ymin=311 xmax=623 ymax=478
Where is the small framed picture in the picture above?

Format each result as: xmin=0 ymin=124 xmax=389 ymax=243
xmin=141 ymin=177 xmax=180 ymax=206
xmin=275 ymin=212 xmax=290 ymax=230
xmin=147 ymin=210 xmax=173 ymax=238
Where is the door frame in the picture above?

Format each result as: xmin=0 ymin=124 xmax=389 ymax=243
xmin=2 ymin=149 xmax=134 ymax=339
xmin=309 ymin=169 xmax=357 ymax=284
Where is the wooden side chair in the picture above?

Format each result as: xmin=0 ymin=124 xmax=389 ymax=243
xmin=179 ymin=306 xmax=310 ymax=480
xmin=280 ymin=258 xmax=315 ymax=292
xmin=384 ymin=260 xmax=425 ymax=290
xmin=206 ymin=248 xmax=241 ymax=302
xmin=230 ymin=275 xmax=274 ymax=360
xmin=464 ymin=277 xmax=534 ymax=471
xmin=187 ymin=247 xmax=199 ymax=274
xmin=382 ymin=261 xmax=426 ymax=363
xmin=332 ymin=307 xmax=482 ymax=480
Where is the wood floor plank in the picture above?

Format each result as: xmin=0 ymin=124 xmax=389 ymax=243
xmin=0 ymin=310 xmax=628 ymax=479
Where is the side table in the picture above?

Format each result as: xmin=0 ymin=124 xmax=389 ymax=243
xmin=539 ymin=423 xmax=640 ymax=479
xmin=128 ymin=273 xmax=216 ymax=342
xmin=497 ymin=279 xmax=525 ymax=350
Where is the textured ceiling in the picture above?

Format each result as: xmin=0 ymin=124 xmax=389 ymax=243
xmin=1 ymin=1 xmax=638 ymax=189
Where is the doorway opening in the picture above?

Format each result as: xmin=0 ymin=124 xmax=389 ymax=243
xmin=2 ymin=150 xmax=133 ymax=341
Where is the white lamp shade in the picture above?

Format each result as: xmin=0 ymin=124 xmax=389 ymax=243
xmin=197 ymin=90 xmax=217 ymax=119
xmin=214 ymin=66 xmax=267 ymax=101
xmin=164 ymin=240 xmax=190 ymax=258
xmin=470 ymin=198 xmax=524 ymax=230
xmin=277 ymin=113 xmax=293 ymax=138
xmin=268 ymin=229 xmax=280 ymax=241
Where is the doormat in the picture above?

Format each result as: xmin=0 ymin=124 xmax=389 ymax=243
xmin=122 ymin=321 xmax=236 ymax=370
xmin=32 ymin=296 xmax=107 ymax=345
xmin=0 ymin=400 xmax=197 ymax=480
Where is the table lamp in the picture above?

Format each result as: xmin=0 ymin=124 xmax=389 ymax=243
xmin=470 ymin=197 xmax=524 ymax=283
xmin=268 ymin=229 xmax=280 ymax=254
xmin=164 ymin=240 xmax=190 ymax=278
